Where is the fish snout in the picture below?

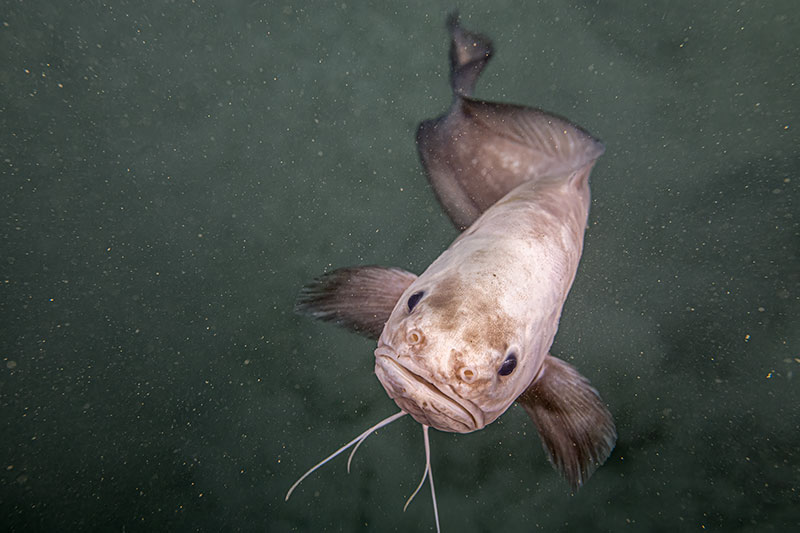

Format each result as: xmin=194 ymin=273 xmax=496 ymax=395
xmin=373 ymin=348 xmax=485 ymax=433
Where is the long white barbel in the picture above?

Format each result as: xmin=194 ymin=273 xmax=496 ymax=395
xmin=285 ymin=410 xmax=406 ymax=501
xmin=402 ymin=424 xmax=440 ymax=533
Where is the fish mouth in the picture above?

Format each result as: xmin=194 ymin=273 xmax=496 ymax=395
xmin=374 ymin=347 xmax=484 ymax=433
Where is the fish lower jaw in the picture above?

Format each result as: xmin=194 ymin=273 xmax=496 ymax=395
xmin=393 ymin=396 xmax=475 ymax=433
xmin=374 ymin=353 xmax=483 ymax=433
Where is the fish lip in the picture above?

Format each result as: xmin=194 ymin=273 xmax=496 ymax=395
xmin=374 ymin=346 xmax=484 ymax=432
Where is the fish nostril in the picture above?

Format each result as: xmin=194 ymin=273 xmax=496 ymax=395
xmin=460 ymin=367 xmax=476 ymax=383
xmin=407 ymin=329 xmax=424 ymax=345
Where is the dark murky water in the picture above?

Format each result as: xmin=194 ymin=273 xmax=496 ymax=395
xmin=1 ymin=1 xmax=798 ymax=531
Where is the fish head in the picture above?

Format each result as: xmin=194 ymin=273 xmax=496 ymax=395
xmin=375 ymin=271 xmax=546 ymax=434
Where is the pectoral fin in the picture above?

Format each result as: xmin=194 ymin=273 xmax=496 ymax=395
xmin=295 ymin=266 xmax=417 ymax=340
xmin=516 ymin=354 xmax=616 ymax=491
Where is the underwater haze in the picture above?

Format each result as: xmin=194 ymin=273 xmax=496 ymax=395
xmin=1 ymin=1 xmax=798 ymax=531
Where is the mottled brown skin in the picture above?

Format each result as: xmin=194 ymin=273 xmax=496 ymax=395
xmin=422 ymin=275 xmax=517 ymax=355
xmin=374 ymin=160 xmax=595 ymax=433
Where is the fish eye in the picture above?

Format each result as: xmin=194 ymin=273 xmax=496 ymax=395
xmin=498 ymin=352 xmax=517 ymax=376
xmin=407 ymin=291 xmax=424 ymax=312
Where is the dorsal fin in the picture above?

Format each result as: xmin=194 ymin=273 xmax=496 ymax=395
xmin=461 ymin=99 xmax=605 ymax=181
xmin=417 ymin=99 xmax=604 ymax=229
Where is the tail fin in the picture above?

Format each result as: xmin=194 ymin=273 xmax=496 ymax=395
xmin=447 ymin=13 xmax=493 ymax=97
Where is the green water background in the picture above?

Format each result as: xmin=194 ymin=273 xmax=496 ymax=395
xmin=1 ymin=1 xmax=798 ymax=531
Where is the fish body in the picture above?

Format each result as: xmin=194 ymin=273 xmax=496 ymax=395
xmin=287 ymin=14 xmax=616 ymax=530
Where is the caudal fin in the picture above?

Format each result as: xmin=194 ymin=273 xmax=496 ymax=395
xmin=447 ymin=13 xmax=493 ymax=98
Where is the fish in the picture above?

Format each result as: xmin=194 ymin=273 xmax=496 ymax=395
xmin=285 ymin=14 xmax=616 ymax=531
